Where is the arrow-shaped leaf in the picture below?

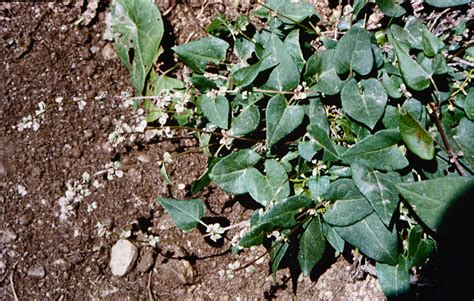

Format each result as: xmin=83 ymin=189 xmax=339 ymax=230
xmin=158 ymin=198 xmax=205 ymax=231
xmin=298 ymin=216 xmax=326 ymax=276
xmin=266 ymin=95 xmax=305 ymax=148
xmin=399 ymin=107 xmax=434 ymax=160
xmin=247 ymin=160 xmax=290 ymax=207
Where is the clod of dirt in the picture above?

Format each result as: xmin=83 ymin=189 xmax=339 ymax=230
xmin=27 ymin=265 xmax=46 ymax=279
xmin=109 ymin=239 xmax=139 ymax=277
xmin=0 ymin=229 xmax=17 ymax=244
xmin=137 ymin=248 xmax=156 ymax=273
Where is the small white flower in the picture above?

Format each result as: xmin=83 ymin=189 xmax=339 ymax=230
xmin=163 ymin=152 xmax=173 ymax=164
xmin=17 ymin=184 xmax=28 ymax=196
xmin=87 ymin=201 xmax=97 ymax=213
xmin=120 ymin=230 xmax=132 ymax=238
xmin=206 ymin=223 xmax=225 ymax=242
xmin=92 ymin=180 xmax=103 ymax=189
xmin=175 ymin=102 xmax=185 ymax=114
xmin=158 ymin=113 xmax=169 ymax=125
xmin=78 ymin=100 xmax=87 ymax=111
xmin=219 ymin=130 xmax=234 ymax=150
xmin=82 ymin=171 xmax=90 ymax=183
xmin=95 ymin=222 xmax=106 ymax=237
xmin=177 ymin=183 xmax=186 ymax=190
xmin=148 ymin=235 xmax=160 ymax=247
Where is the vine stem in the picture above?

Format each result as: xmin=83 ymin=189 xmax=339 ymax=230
xmin=427 ymin=102 xmax=468 ymax=176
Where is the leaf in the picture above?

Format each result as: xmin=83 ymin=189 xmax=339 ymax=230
xmin=247 ymin=160 xmax=290 ymax=207
xmin=172 ymin=36 xmax=229 ymax=74
xmin=200 ymin=95 xmax=229 ymax=129
xmin=334 ymin=212 xmax=398 ymax=265
xmin=351 ymin=163 xmax=401 ymax=226
xmin=396 ymin=177 xmax=474 ymax=231
xmin=307 ymin=97 xmax=329 ymax=133
xmin=424 ymin=0 xmax=470 ymax=7
xmin=298 ymin=141 xmax=321 ymax=162
xmin=191 ymin=158 xmax=220 ymax=195
xmin=308 ymin=176 xmax=331 ymax=201
xmin=298 ymin=216 xmax=326 ymax=277
xmin=230 ymin=104 xmax=260 ymax=136
xmin=422 ymin=28 xmax=444 ymax=57
xmin=307 ymin=125 xmax=340 ymax=160
xmin=464 ymin=89 xmax=474 ymax=120
xmin=376 ymin=0 xmax=406 ymax=17
xmin=407 ymin=226 xmax=435 ymax=268
xmin=304 ymin=50 xmax=345 ymax=96
xmin=342 ymin=129 xmax=409 ymax=171
xmin=109 ymin=0 xmax=164 ymax=94
xmin=235 ymin=37 xmax=255 ymax=62
xmin=392 ymin=35 xmax=431 ymax=91
xmin=376 ymin=260 xmax=410 ymax=298
xmin=266 ymin=95 xmax=305 ymax=148
xmin=258 ymin=0 xmax=317 ymax=24
xmin=453 ymin=117 xmax=474 ymax=167
xmin=146 ymin=70 xmax=184 ymax=96
xmin=231 ymin=60 xmax=262 ymax=87
xmin=323 ymin=179 xmax=374 ymax=227
xmin=209 ymin=149 xmax=261 ymax=194
xmin=399 ymin=107 xmax=434 ymax=160
xmin=341 ymin=78 xmax=388 ymax=129
xmin=260 ymin=34 xmax=300 ymax=91
xmin=382 ymin=72 xmax=404 ymax=99
xmin=158 ymin=198 xmax=205 ymax=231
xmin=322 ymin=222 xmax=345 ymax=253
xmin=284 ymin=29 xmax=305 ymax=72
xmin=390 ymin=18 xmax=424 ymax=50
xmin=335 ymin=27 xmax=374 ymax=76
xmin=270 ymin=240 xmax=289 ymax=283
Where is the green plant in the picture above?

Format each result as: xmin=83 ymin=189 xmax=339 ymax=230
xmin=108 ymin=0 xmax=474 ymax=297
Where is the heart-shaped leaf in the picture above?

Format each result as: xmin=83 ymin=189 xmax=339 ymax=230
xmin=351 ymin=163 xmax=401 ymax=226
xmin=247 ymin=160 xmax=290 ymax=206
xmin=232 ymin=60 xmax=262 ymax=87
xmin=376 ymin=0 xmax=406 ymax=17
xmin=158 ymin=198 xmax=205 ymax=231
xmin=173 ymin=36 xmax=229 ymax=74
xmin=200 ymin=95 xmax=229 ymax=129
xmin=209 ymin=149 xmax=261 ymax=194
xmin=341 ymin=78 xmax=388 ymax=129
xmin=396 ymin=177 xmax=474 ymax=231
xmin=266 ymin=95 xmax=305 ymax=148
xmin=305 ymin=50 xmax=345 ymax=96
xmin=335 ymin=27 xmax=374 ymax=76
xmin=230 ymin=104 xmax=260 ymax=136
xmin=307 ymin=125 xmax=340 ymax=160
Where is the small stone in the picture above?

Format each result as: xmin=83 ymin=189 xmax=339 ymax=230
xmin=27 ymin=265 xmax=46 ymax=279
xmin=19 ymin=210 xmax=34 ymax=226
xmin=144 ymin=129 xmax=160 ymax=142
xmin=102 ymin=43 xmax=118 ymax=60
xmin=137 ymin=248 xmax=155 ymax=273
xmin=109 ymin=239 xmax=138 ymax=277
xmin=83 ymin=129 xmax=94 ymax=140
xmin=0 ymin=229 xmax=17 ymax=244
xmin=136 ymin=153 xmax=150 ymax=164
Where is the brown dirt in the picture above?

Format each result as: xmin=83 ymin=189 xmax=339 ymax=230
xmin=0 ymin=1 xmax=387 ymax=300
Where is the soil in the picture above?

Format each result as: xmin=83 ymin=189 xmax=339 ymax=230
xmin=0 ymin=1 xmax=390 ymax=299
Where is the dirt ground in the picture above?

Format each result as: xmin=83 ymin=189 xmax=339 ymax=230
xmin=0 ymin=1 xmax=392 ymax=299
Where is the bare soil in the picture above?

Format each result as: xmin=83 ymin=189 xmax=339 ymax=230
xmin=0 ymin=1 xmax=388 ymax=299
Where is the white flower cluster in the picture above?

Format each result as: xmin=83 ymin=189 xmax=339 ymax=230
xmin=108 ymin=109 xmax=147 ymax=147
xmin=16 ymin=101 xmax=47 ymax=132
xmin=105 ymin=161 xmax=124 ymax=180
xmin=73 ymin=96 xmax=87 ymax=111
xmin=58 ymin=172 xmax=92 ymax=221
xmin=206 ymin=223 xmax=225 ymax=242
xmin=293 ymin=82 xmax=308 ymax=100
xmin=219 ymin=130 xmax=234 ymax=150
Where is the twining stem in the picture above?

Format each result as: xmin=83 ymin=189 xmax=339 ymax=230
xmin=148 ymin=125 xmax=263 ymax=143
xmin=428 ymin=102 xmax=468 ymax=176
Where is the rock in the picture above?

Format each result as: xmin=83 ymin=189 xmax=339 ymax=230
xmin=83 ymin=129 xmax=94 ymax=140
xmin=137 ymin=248 xmax=155 ymax=273
xmin=144 ymin=129 xmax=160 ymax=142
xmin=102 ymin=43 xmax=118 ymax=60
xmin=0 ymin=229 xmax=17 ymax=244
xmin=158 ymin=244 xmax=195 ymax=285
xmin=109 ymin=239 xmax=138 ymax=277
xmin=27 ymin=265 xmax=46 ymax=279
xmin=19 ymin=210 xmax=34 ymax=226
xmin=136 ymin=153 xmax=151 ymax=164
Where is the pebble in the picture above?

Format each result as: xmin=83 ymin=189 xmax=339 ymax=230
xmin=102 ymin=43 xmax=118 ymax=60
xmin=83 ymin=129 xmax=94 ymax=140
xmin=27 ymin=265 xmax=46 ymax=279
xmin=137 ymin=248 xmax=155 ymax=273
xmin=136 ymin=153 xmax=151 ymax=164
xmin=144 ymin=129 xmax=160 ymax=142
xmin=109 ymin=239 xmax=138 ymax=277
xmin=0 ymin=229 xmax=17 ymax=244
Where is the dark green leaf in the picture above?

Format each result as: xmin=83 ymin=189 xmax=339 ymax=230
xmin=235 ymin=37 xmax=255 ymax=62
xmin=200 ymin=95 xmax=229 ymax=129
xmin=376 ymin=0 xmax=406 ymax=17
xmin=322 ymin=221 xmax=345 ymax=253
xmin=323 ymin=179 xmax=374 ymax=226
xmin=247 ymin=160 xmax=290 ymax=206
xmin=305 ymin=50 xmax=345 ymax=95
xmin=341 ymin=78 xmax=388 ymax=129
xmin=146 ymin=70 xmax=184 ymax=96
xmin=453 ymin=117 xmax=474 ymax=167
xmin=109 ymin=0 xmax=164 ymax=94
xmin=307 ymin=97 xmax=329 ymax=133
xmin=266 ymin=95 xmax=305 ymax=148
xmin=258 ymin=195 xmax=313 ymax=228
xmin=399 ymin=107 xmax=434 ymax=160
xmin=158 ymin=198 xmax=205 ymax=231
xmin=232 ymin=60 xmax=262 ymax=87
xmin=335 ymin=212 xmax=398 ymax=265
xmin=270 ymin=240 xmax=289 ymax=283
xmin=464 ymin=89 xmax=474 ymax=120
xmin=389 ymin=17 xmax=424 ymax=50
xmin=376 ymin=260 xmax=410 ymax=298
xmin=422 ymin=28 xmax=444 ymax=57
xmin=342 ymin=130 xmax=409 ymax=171
xmin=335 ymin=27 xmax=374 ymax=76
xmin=307 ymin=125 xmax=340 ymax=160
xmin=382 ymin=72 xmax=404 ymax=99
xmin=396 ymin=177 xmax=474 ymax=231
xmin=351 ymin=163 xmax=401 ymax=226
xmin=173 ymin=36 xmax=229 ymax=74
xmin=259 ymin=0 xmax=317 ymax=24
xmin=308 ymin=176 xmax=330 ymax=201
xmin=425 ymin=0 xmax=470 ymax=8
xmin=284 ymin=29 xmax=305 ymax=72
xmin=209 ymin=149 xmax=261 ymax=194
xmin=230 ymin=104 xmax=260 ymax=136
xmin=298 ymin=216 xmax=326 ymax=276
xmin=407 ymin=226 xmax=435 ymax=268
xmin=298 ymin=141 xmax=320 ymax=162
